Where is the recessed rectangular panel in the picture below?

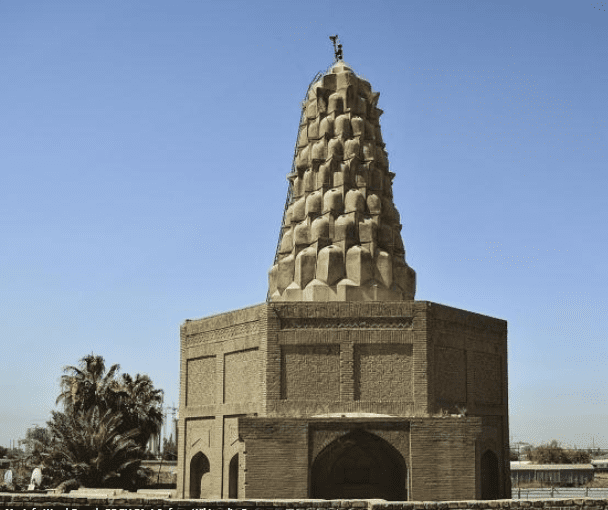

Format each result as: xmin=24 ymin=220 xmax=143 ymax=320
xmin=280 ymin=344 xmax=340 ymax=401
xmin=224 ymin=348 xmax=261 ymax=404
xmin=187 ymin=356 xmax=216 ymax=406
xmin=473 ymin=352 xmax=502 ymax=405
xmin=354 ymin=344 xmax=413 ymax=401
xmin=435 ymin=346 xmax=467 ymax=409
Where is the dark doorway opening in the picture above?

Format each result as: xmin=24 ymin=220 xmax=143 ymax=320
xmin=311 ymin=429 xmax=407 ymax=500
xmin=189 ymin=452 xmax=210 ymax=498
xmin=228 ymin=454 xmax=239 ymax=498
xmin=481 ymin=449 xmax=499 ymax=499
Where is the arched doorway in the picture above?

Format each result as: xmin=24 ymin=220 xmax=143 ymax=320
xmin=189 ymin=452 xmax=211 ymax=498
xmin=228 ymin=454 xmax=239 ymax=498
xmin=481 ymin=449 xmax=499 ymax=499
xmin=311 ymin=429 xmax=407 ymax=500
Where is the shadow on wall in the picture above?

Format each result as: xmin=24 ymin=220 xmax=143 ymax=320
xmin=189 ymin=452 xmax=210 ymax=499
xmin=481 ymin=450 xmax=499 ymax=500
xmin=311 ymin=429 xmax=407 ymax=500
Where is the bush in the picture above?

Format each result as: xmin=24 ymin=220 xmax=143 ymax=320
xmin=526 ymin=440 xmax=591 ymax=464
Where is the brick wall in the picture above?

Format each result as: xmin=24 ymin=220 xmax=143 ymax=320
xmin=224 ymin=348 xmax=261 ymax=404
xmin=238 ymin=416 xmax=482 ymax=501
xmin=178 ymin=300 xmax=509 ymax=500
xmin=239 ymin=418 xmax=309 ymax=498
xmin=472 ymin=352 xmax=502 ymax=405
xmin=178 ymin=304 xmax=268 ymax=499
xmin=434 ymin=346 xmax=467 ymax=407
xmin=281 ymin=344 xmax=340 ymax=400
xmin=187 ymin=356 xmax=216 ymax=406
xmin=354 ymin=343 xmax=413 ymax=401
xmin=410 ymin=418 xmax=481 ymax=501
xmin=267 ymin=301 xmax=419 ymax=417
xmin=426 ymin=303 xmax=509 ymax=499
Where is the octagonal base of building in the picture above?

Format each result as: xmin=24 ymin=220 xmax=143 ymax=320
xmin=177 ymin=301 xmax=509 ymax=500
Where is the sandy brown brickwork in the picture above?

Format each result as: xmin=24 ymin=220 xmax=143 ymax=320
xmin=409 ymin=417 xmax=480 ymax=501
xmin=472 ymin=352 xmax=502 ymax=405
xmin=184 ymin=416 xmax=216 ymax=497
xmin=354 ymin=343 xmax=413 ymax=401
xmin=425 ymin=303 xmax=509 ymax=499
xmin=435 ymin=346 xmax=467 ymax=407
xmin=187 ymin=356 xmax=216 ymax=406
xmin=178 ymin=304 xmax=269 ymax=499
xmin=221 ymin=415 xmax=245 ymax=497
xmin=266 ymin=301 xmax=419 ymax=417
xmin=280 ymin=344 xmax=340 ymax=400
xmin=223 ymin=348 xmax=261 ymax=404
xmin=178 ymin=300 xmax=508 ymax=500
xmin=238 ymin=416 xmax=482 ymax=500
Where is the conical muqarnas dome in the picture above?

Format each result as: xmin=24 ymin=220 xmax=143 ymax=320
xmin=268 ymin=61 xmax=416 ymax=302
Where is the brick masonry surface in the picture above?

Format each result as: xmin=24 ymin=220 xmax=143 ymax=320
xmin=281 ymin=343 xmax=340 ymax=400
xmin=178 ymin=301 xmax=509 ymax=500
xmin=3 ymin=494 xmax=608 ymax=510
xmin=224 ymin=348 xmax=261 ymax=404
xmin=187 ymin=355 xmax=216 ymax=406
xmin=354 ymin=343 xmax=412 ymax=401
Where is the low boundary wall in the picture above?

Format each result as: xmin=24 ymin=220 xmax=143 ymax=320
xmin=2 ymin=495 xmax=608 ymax=510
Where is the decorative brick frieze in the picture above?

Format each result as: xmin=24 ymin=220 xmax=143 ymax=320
xmin=185 ymin=321 xmax=261 ymax=346
xmin=278 ymin=316 xmax=414 ymax=329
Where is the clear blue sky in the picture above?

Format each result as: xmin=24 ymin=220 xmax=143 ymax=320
xmin=1 ymin=0 xmax=606 ymax=450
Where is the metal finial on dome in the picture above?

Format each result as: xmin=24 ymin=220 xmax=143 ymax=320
xmin=329 ymin=35 xmax=343 ymax=61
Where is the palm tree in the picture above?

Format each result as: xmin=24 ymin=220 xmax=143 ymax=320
xmin=56 ymin=354 xmax=120 ymax=415
xmin=44 ymin=353 xmax=164 ymax=489
xmin=113 ymin=373 xmax=163 ymax=449
xmin=44 ymin=408 xmax=141 ymax=488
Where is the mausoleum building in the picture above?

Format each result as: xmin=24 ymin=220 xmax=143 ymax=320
xmin=177 ymin=59 xmax=510 ymax=501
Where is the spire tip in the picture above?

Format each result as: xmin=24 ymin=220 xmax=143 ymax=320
xmin=329 ymin=35 xmax=343 ymax=62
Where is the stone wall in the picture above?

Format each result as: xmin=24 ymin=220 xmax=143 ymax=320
xmin=3 ymin=493 xmax=608 ymax=510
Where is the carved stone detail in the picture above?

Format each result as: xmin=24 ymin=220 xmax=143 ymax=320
xmin=269 ymin=61 xmax=416 ymax=302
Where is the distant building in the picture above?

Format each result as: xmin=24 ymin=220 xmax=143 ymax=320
xmin=510 ymin=462 xmax=595 ymax=486
xmin=592 ymin=459 xmax=608 ymax=473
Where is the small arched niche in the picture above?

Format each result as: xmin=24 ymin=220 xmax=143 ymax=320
xmin=189 ymin=451 xmax=211 ymax=499
xmin=481 ymin=449 xmax=500 ymax=499
xmin=228 ymin=453 xmax=239 ymax=498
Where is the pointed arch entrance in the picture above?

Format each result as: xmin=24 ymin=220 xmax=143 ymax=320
xmin=481 ymin=449 xmax=499 ymax=499
xmin=189 ymin=452 xmax=211 ymax=498
xmin=311 ymin=429 xmax=407 ymax=500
